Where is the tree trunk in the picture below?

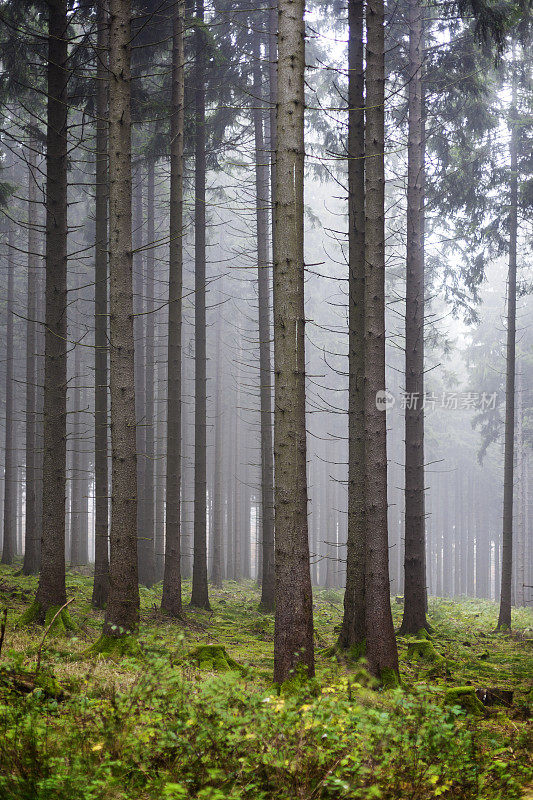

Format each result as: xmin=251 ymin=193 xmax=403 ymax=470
xmin=210 ymin=317 xmax=223 ymax=588
xmin=70 ymin=340 xmax=85 ymax=567
xmin=363 ymin=0 xmax=399 ymax=682
xmin=162 ymin=0 xmax=185 ymax=615
xmin=139 ymin=157 xmax=156 ymax=587
xmin=190 ymin=0 xmax=210 ymax=609
xmin=251 ymin=26 xmax=275 ymax=610
xmin=1 ymin=222 xmax=16 ymax=565
xmin=339 ymin=0 xmax=365 ymax=652
xmin=515 ymin=365 xmax=525 ymax=606
xmin=23 ymin=140 xmax=40 ymax=575
xmin=103 ymin=0 xmax=140 ymax=637
xmin=400 ymin=0 xmax=427 ymax=634
xmin=273 ymin=0 xmax=314 ymax=683
xmin=92 ymin=0 xmax=110 ymax=607
xmin=133 ymin=170 xmax=146 ymax=583
xmin=34 ymin=0 xmax=69 ymax=617
xmin=498 ymin=100 xmax=517 ymax=624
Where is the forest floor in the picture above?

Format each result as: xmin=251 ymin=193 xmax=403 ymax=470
xmin=0 ymin=564 xmax=531 ymax=799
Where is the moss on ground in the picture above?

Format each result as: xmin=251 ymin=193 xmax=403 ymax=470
xmin=407 ymin=639 xmax=444 ymax=664
xmin=444 ymin=686 xmax=485 ymax=715
xmin=187 ymin=644 xmax=245 ymax=674
xmin=87 ymin=633 xmax=141 ymax=660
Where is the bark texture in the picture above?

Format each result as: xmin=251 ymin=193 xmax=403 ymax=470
xmin=339 ymin=0 xmax=366 ymax=652
xmin=23 ymin=141 xmax=41 ymax=575
xmin=162 ymin=0 xmax=185 ymax=616
xmin=363 ymin=0 xmax=399 ymax=682
xmin=92 ymin=0 xmax=110 ymax=608
xmin=103 ymin=0 xmax=140 ymax=636
xmin=497 ymin=90 xmax=518 ymax=631
xmin=35 ymin=0 xmax=69 ymax=616
xmin=273 ymin=0 xmax=314 ymax=683
xmin=399 ymin=0 xmax=427 ymax=635
xmin=1 ymin=223 xmax=16 ymax=565
xmin=252 ymin=25 xmax=275 ymax=612
xmin=190 ymin=0 xmax=210 ymax=609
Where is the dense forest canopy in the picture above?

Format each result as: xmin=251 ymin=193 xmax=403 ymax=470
xmin=0 ymin=0 xmax=531 ymax=797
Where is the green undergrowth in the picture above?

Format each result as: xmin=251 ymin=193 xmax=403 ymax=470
xmin=0 ymin=565 xmax=531 ymax=799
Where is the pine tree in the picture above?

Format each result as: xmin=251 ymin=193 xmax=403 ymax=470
xmin=273 ymin=0 xmax=315 ymax=683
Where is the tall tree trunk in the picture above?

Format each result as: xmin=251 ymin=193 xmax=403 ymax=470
xmin=515 ymin=365 xmax=525 ymax=606
xmin=252 ymin=26 xmax=275 ymax=611
xmin=92 ymin=0 xmax=110 ymax=607
xmin=363 ymin=0 xmax=399 ymax=682
xmin=273 ymin=0 xmax=314 ymax=683
xmin=103 ymin=0 xmax=140 ymax=638
xmin=339 ymin=0 xmax=365 ymax=652
xmin=133 ymin=171 xmax=146 ymax=582
xmin=399 ymin=0 xmax=427 ymax=634
xmin=70 ymin=340 xmax=84 ymax=566
xmin=154 ymin=354 xmax=166 ymax=580
xmin=497 ymin=85 xmax=518 ymax=627
xmin=190 ymin=0 xmax=210 ymax=609
xmin=34 ymin=0 xmax=69 ymax=617
xmin=1 ymin=222 xmax=16 ymax=565
xmin=210 ymin=318 xmax=223 ymax=588
xmin=23 ymin=140 xmax=40 ymax=574
xmin=498 ymin=105 xmax=518 ymax=623
xmin=162 ymin=2 xmax=185 ymax=612
xmin=139 ymin=158 xmax=156 ymax=587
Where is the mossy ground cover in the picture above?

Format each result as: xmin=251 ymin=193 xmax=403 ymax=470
xmin=0 ymin=564 xmax=531 ymax=799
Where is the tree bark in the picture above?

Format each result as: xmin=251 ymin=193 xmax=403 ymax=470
xmin=162 ymin=0 xmax=185 ymax=616
xmin=252 ymin=26 xmax=275 ymax=610
xmin=399 ymin=0 xmax=427 ymax=634
xmin=70 ymin=339 xmax=86 ymax=567
xmin=1 ymin=222 xmax=16 ymax=565
xmin=23 ymin=140 xmax=40 ymax=574
xmin=190 ymin=0 xmax=210 ymax=609
xmin=210 ymin=317 xmax=223 ymax=588
xmin=92 ymin=0 xmax=110 ymax=607
xmin=133 ymin=170 xmax=146 ymax=582
xmin=139 ymin=157 xmax=156 ymax=587
xmin=497 ymin=85 xmax=518 ymax=629
xmin=363 ymin=0 xmax=399 ymax=682
xmin=103 ymin=0 xmax=140 ymax=637
xmin=339 ymin=0 xmax=365 ymax=652
xmin=273 ymin=0 xmax=314 ymax=683
xmin=34 ymin=0 xmax=69 ymax=616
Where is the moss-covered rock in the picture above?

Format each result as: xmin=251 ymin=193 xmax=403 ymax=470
xmin=86 ymin=633 xmax=141 ymax=660
xmin=188 ymin=644 xmax=245 ymax=674
xmin=444 ymin=686 xmax=484 ymax=715
xmin=407 ymin=639 xmax=443 ymax=664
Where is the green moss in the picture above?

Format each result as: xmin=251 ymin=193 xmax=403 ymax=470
xmin=44 ymin=605 xmax=78 ymax=633
xmin=407 ymin=639 xmax=443 ymax=664
xmin=279 ymin=664 xmax=321 ymax=697
xmin=86 ymin=634 xmax=141 ymax=660
xmin=444 ymin=686 xmax=484 ymax=715
xmin=16 ymin=599 xmax=43 ymax=626
xmin=380 ymin=667 xmax=400 ymax=689
xmin=188 ymin=645 xmax=245 ymax=674
xmin=0 ymin=666 xmax=65 ymax=699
